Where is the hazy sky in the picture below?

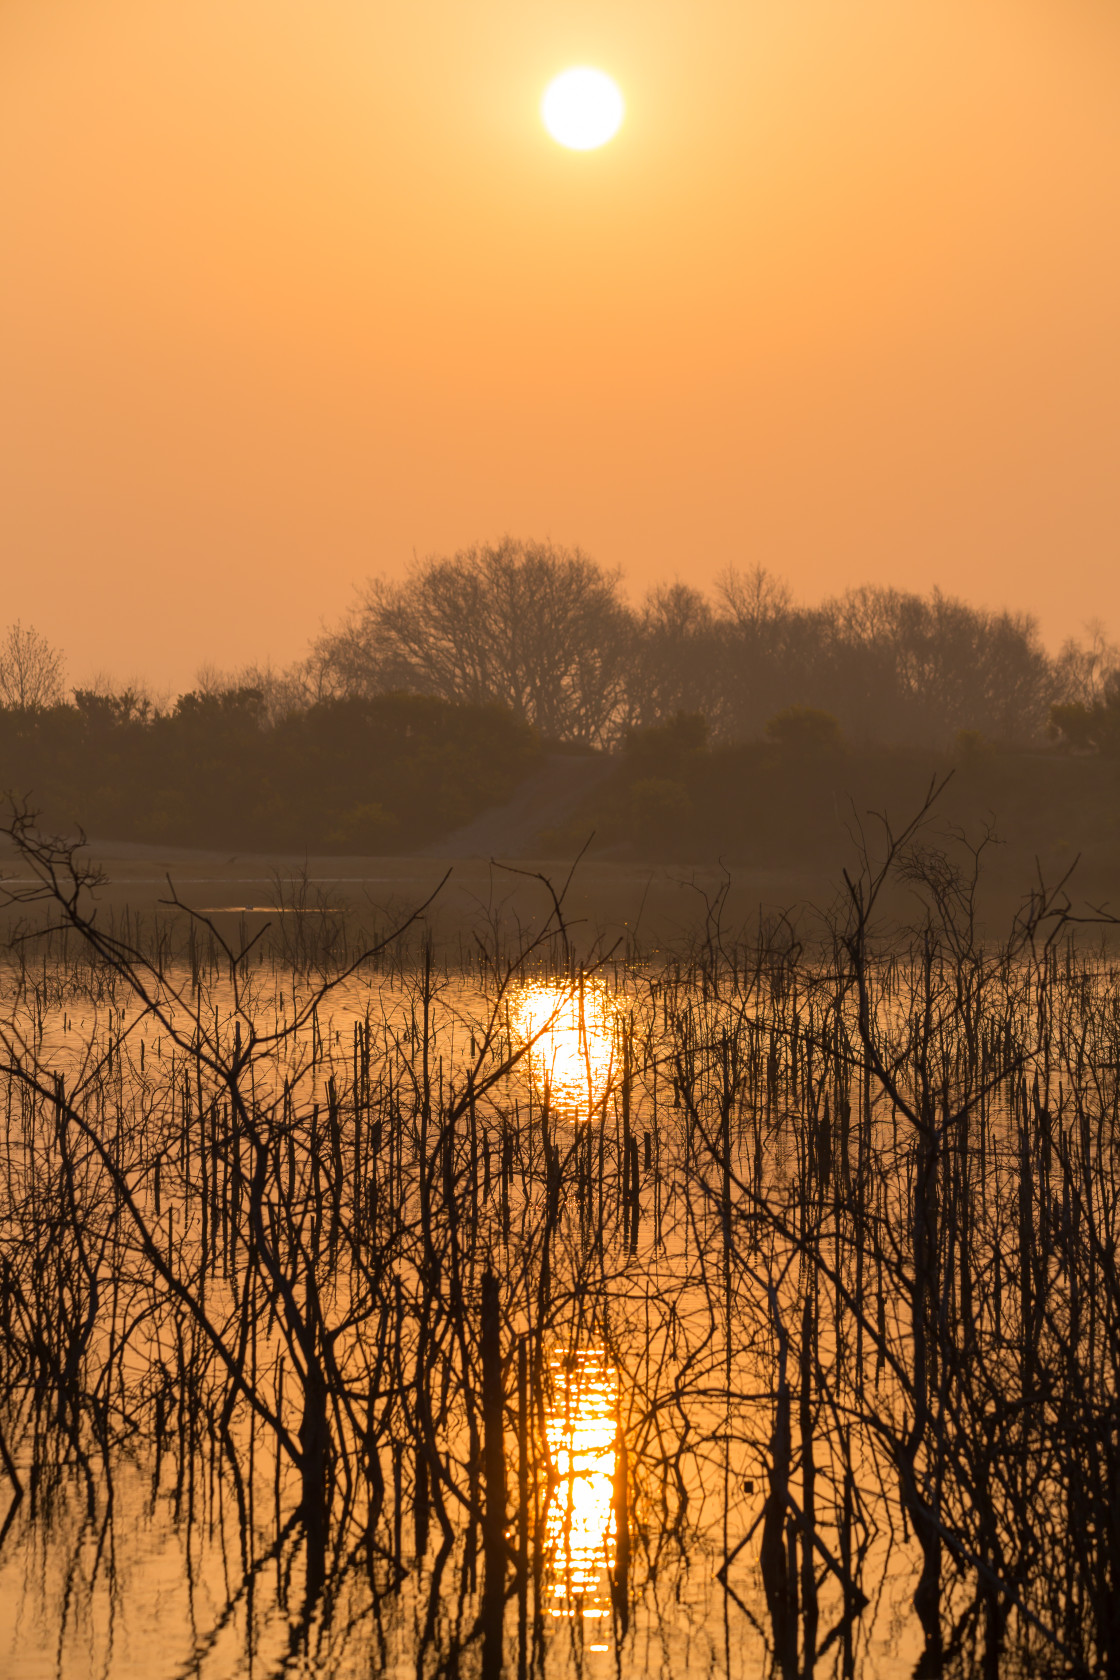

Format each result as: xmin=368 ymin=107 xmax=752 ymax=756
xmin=2 ymin=0 xmax=1118 ymax=694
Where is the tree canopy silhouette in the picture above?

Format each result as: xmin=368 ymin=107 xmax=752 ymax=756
xmin=313 ymin=538 xmax=630 ymax=745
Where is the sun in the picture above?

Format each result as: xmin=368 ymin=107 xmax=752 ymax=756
xmin=541 ymin=68 xmax=624 ymax=152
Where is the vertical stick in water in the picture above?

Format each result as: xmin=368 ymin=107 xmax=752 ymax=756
xmin=517 ymin=1333 xmax=529 ymax=1679
xmin=799 ymin=1295 xmax=818 ymax=1663
xmin=480 ymin=1269 xmax=507 ymax=1676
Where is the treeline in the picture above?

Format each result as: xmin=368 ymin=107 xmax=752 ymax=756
xmin=307 ymin=540 xmax=1120 ymax=749
xmin=2 ymin=543 xmax=1119 ymax=854
xmin=8 ymin=550 xmax=1120 ymax=757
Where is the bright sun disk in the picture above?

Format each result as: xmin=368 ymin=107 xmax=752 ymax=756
xmin=541 ymin=68 xmax=624 ymax=151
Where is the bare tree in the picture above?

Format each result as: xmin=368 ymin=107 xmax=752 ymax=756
xmin=1052 ymin=619 xmax=1120 ymax=708
xmin=714 ymin=564 xmax=792 ymax=631
xmin=313 ymin=538 xmax=631 ymax=744
xmin=713 ymin=570 xmax=817 ymax=739
xmin=0 ymin=621 xmax=64 ymax=711
xmin=191 ymin=659 xmax=311 ymax=726
xmin=816 ymin=585 xmax=1054 ymax=745
xmin=628 ymin=581 xmax=725 ymax=729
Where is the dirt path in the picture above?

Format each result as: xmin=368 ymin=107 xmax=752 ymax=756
xmin=420 ymin=753 xmax=616 ymax=859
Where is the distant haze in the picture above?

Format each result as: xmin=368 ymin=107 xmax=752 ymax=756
xmin=2 ymin=0 xmax=1118 ymax=694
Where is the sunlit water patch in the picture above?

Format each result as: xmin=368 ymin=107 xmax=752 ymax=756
xmin=544 ymin=1346 xmax=619 ymax=1639
xmin=509 ymin=979 xmax=621 ymax=1124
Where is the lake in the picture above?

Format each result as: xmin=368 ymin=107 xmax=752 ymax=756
xmin=0 ymin=895 xmax=1117 ymax=1677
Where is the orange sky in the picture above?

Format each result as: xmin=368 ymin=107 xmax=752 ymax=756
xmin=2 ymin=0 xmax=1118 ymax=694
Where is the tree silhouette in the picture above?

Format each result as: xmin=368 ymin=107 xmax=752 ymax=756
xmin=312 ymin=538 xmax=630 ymax=744
xmin=0 ymin=621 xmax=64 ymax=711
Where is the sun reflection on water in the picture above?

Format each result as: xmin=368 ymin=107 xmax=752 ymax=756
xmin=544 ymin=1347 xmax=619 ymax=1634
xmin=509 ymin=980 xmax=620 ymax=1124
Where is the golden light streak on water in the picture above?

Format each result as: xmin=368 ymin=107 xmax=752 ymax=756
xmin=543 ymin=1347 xmax=619 ymax=1635
xmin=509 ymin=980 xmax=620 ymax=1125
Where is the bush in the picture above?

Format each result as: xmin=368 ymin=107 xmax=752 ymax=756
xmin=0 ymin=691 xmax=541 ymax=852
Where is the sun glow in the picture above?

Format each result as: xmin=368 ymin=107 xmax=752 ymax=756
xmin=541 ymin=68 xmax=624 ymax=151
